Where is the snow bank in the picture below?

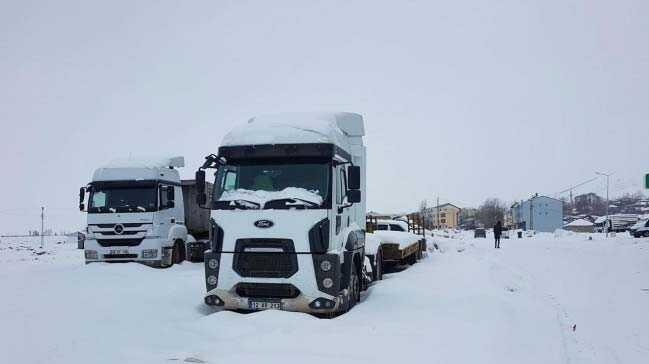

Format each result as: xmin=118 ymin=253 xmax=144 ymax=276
xmin=221 ymin=112 xmax=356 ymax=148
xmin=219 ymin=187 xmax=323 ymax=207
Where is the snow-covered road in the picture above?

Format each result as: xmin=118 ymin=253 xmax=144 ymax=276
xmin=1 ymin=233 xmax=648 ymax=364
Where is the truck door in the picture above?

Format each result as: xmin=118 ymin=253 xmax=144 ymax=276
xmin=334 ymin=165 xmax=351 ymax=249
xmin=156 ymin=184 xmax=178 ymax=243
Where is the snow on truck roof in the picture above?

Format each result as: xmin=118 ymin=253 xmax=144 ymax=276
xmin=102 ymin=156 xmax=185 ymax=169
xmin=92 ymin=156 xmax=184 ymax=183
xmin=221 ymin=112 xmax=365 ymax=148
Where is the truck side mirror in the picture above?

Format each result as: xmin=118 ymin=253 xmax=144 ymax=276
xmin=79 ymin=203 xmax=85 ymax=211
xmin=348 ymin=166 xmax=361 ymax=190
xmin=347 ymin=189 xmax=361 ymax=203
xmin=167 ymin=186 xmax=175 ymax=201
xmin=79 ymin=187 xmax=85 ymax=204
xmin=166 ymin=200 xmax=175 ymax=209
xmin=196 ymin=170 xmax=207 ymax=205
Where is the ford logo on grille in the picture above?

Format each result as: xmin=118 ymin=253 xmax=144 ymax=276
xmin=114 ymin=224 xmax=125 ymax=235
xmin=254 ymin=220 xmax=274 ymax=229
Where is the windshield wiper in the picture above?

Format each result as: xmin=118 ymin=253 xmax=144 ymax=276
xmin=216 ymin=199 xmax=261 ymax=210
xmin=264 ymin=198 xmax=320 ymax=209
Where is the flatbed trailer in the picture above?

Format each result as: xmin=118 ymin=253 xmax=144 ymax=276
xmin=365 ymin=215 xmax=427 ymax=281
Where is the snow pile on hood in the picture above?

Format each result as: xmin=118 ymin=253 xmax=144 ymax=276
xmin=370 ymin=230 xmax=423 ymax=250
xmin=219 ymin=187 xmax=323 ymax=207
xmin=103 ymin=156 xmax=185 ymax=169
xmin=365 ymin=233 xmax=383 ymax=255
xmin=222 ymin=112 xmax=355 ymax=148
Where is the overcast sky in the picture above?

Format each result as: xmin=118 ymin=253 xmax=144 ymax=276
xmin=1 ymin=0 xmax=648 ymax=234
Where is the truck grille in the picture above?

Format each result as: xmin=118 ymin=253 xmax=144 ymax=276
xmin=103 ymin=254 xmax=138 ymax=259
xmin=236 ymin=283 xmax=301 ymax=299
xmin=233 ymin=239 xmax=298 ymax=278
xmin=97 ymin=238 xmax=144 ymax=247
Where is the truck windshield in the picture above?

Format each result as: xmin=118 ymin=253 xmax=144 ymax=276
xmin=213 ymin=160 xmax=331 ymax=209
xmin=88 ymin=185 xmax=157 ymax=213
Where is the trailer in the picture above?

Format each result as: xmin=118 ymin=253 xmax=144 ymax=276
xmin=181 ymin=180 xmax=213 ymax=262
xmin=365 ymin=215 xmax=427 ymax=281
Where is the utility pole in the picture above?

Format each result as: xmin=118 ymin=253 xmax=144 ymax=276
xmin=596 ymin=172 xmax=612 ymax=237
xmin=40 ymin=206 xmax=44 ymax=249
xmin=436 ymin=196 xmax=440 ymax=230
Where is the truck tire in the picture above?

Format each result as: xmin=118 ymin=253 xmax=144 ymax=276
xmin=172 ymin=240 xmax=185 ymax=264
xmin=374 ymin=250 xmax=383 ymax=281
xmin=416 ymin=242 xmax=423 ymax=260
xmin=348 ymin=266 xmax=360 ymax=309
xmin=644 ymin=231 xmax=649 ymax=238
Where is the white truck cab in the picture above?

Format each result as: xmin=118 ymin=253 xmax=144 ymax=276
xmin=80 ymin=156 xmax=192 ymax=267
xmin=196 ymin=113 xmax=367 ymax=315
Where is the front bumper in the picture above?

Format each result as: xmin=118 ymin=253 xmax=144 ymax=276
xmin=84 ymin=237 xmax=170 ymax=263
xmin=204 ymin=250 xmax=349 ymax=314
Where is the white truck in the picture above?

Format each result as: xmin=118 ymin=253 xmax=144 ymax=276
xmin=196 ymin=113 xmax=367 ymax=315
xmin=79 ymin=156 xmax=211 ymax=267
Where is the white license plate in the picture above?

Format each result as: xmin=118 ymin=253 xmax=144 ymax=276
xmin=109 ymin=249 xmax=129 ymax=255
xmin=248 ymin=300 xmax=282 ymax=311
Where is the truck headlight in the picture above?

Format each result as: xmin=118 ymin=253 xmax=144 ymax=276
xmin=207 ymin=275 xmax=218 ymax=286
xmin=85 ymin=250 xmax=98 ymax=260
xmin=208 ymin=258 xmax=219 ymax=270
xmin=320 ymin=260 xmax=332 ymax=272
xmin=142 ymin=249 xmax=158 ymax=259
xmin=322 ymin=278 xmax=334 ymax=289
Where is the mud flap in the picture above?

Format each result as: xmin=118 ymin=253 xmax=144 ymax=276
xmin=362 ymin=256 xmax=373 ymax=290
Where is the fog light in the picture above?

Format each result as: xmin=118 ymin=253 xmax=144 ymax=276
xmin=205 ymin=295 xmax=224 ymax=307
xmin=207 ymin=275 xmax=218 ymax=286
xmin=320 ymin=260 xmax=332 ymax=272
xmin=208 ymin=258 xmax=219 ymax=270
xmin=142 ymin=249 xmax=158 ymax=259
xmin=322 ymin=278 xmax=333 ymax=289
xmin=85 ymin=250 xmax=98 ymax=260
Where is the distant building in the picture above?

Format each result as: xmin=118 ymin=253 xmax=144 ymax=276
xmin=425 ymin=203 xmax=461 ymax=229
xmin=511 ymin=195 xmax=564 ymax=232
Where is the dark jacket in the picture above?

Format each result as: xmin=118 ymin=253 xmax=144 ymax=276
xmin=494 ymin=222 xmax=503 ymax=238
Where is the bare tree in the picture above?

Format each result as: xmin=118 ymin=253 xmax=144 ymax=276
xmin=476 ymin=198 xmax=507 ymax=228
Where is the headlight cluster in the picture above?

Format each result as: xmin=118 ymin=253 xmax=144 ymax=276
xmin=142 ymin=249 xmax=158 ymax=259
xmin=320 ymin=260 xmax=332 ymax=272
xmin=85 ymin=250 xmax=98 ymax=260
xmin=208 ymin=258 xmax=219 ymax=270
xmin=207 ymin=275 xmax=218 ymax=286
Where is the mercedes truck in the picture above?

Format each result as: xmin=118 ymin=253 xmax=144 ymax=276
xmin=196 ymin=112 xmax=367 ymax=315
xmin=79 ymin=156 xmax=211 ymax=267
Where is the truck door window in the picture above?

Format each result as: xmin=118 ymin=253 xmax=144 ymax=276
xmin=376 ymin=224 xmax=388 ymax=231
xmin=223 ymin=169 xmax=237 ymax=191
xmin=336 ymin=167 xmax=347 ymax=205
xmin=160 ymin=185 xmax=172 ymax=210
xmin=389 ymin=224 xmax=405 ymax=231
xmin=91 ymin=191 xmax=106 ymax=209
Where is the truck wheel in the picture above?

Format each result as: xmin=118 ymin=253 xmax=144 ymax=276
xmin=374 ymin=250 xmax=383 ymax=281
xmin=349 ymin=266 xmax=360 ymax=309
xmin=644 ymin=231 xmax=649 ymax=238
xmin=416 ymin=242 xmax=423 ymax=260
xmin=174 ymin=240 xmax=185 ymax=264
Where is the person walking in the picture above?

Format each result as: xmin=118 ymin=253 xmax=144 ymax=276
xmin=494 ymin=220 xmax=503 ymax=249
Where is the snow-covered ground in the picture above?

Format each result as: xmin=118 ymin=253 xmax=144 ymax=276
xmin=1 ymin=232 xmax=648 ymax=364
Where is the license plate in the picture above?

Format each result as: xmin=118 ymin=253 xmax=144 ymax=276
xmin=109 ymin=249 xmax=129 ymax=255
xmin=248 ymin=300 xmax=282 ymax=311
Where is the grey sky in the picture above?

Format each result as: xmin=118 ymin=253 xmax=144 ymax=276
xmin=1 ymin=0 xmax=648 ymax=233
